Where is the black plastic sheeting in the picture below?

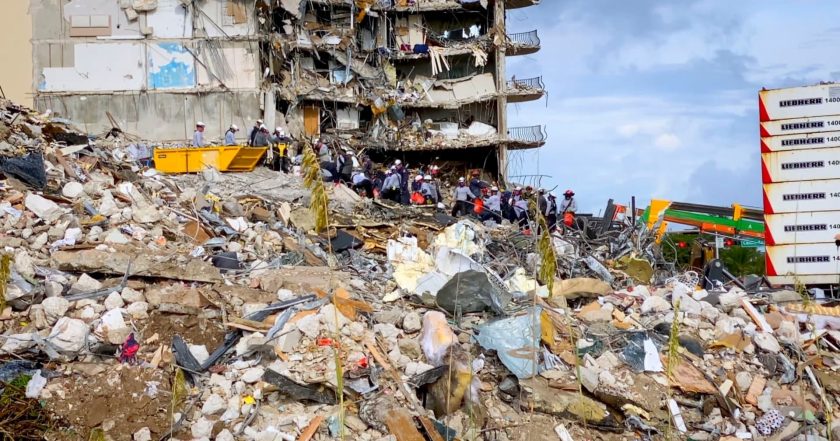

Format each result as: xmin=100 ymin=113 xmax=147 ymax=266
xmin=435 ymin=270 xmax=510 ymax=315
xmin=0 ymin=152 xmax=46 ymax=188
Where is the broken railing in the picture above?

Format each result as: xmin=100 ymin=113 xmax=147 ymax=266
xmin=508 ymin=125 xmax=546 ymax=144
xmin=506 ymin=76 xmax=544 ymax=91
xmin=507 ymin=30 xmax=540 ymax=47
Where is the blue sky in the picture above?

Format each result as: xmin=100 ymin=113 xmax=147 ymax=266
xmin=505 ymin=1 xmax=840 ymax=214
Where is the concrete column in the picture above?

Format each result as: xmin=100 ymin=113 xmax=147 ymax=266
xmin=494 ymin=0 xmax=509 ymax=183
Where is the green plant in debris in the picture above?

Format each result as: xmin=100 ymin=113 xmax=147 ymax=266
xmin=168 ymin=365 xmax=189 ymax=435
xmin=0 ymin=253 xmax=12 ymax=313
xmin=302 ymin=143 xmax=344 ymax=437
xmin=0 ymin=374 xmax=54 ymax=440
xmin=536 ymin=217 xmax=557 ymax=293
xmin=664 ymin=299 xmax=682 ymax=440
xmin=88 ymin=428 xmax=106 ymax=441
xmin=302 ymin=144 xmax=329 ymax=233
xmin=330 ymin=299 xmax=346 ymax=441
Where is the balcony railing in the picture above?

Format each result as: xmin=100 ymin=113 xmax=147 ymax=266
xmin=508 ymin=125 xmax=546 ymax=144
xmin=507 ymin=30 xmax=540 ymax=47
xmin=506 ymin=76 xmax=544 ymax=91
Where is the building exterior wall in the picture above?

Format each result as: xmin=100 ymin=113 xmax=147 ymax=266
xmin=30 ymin=0 xmax=261 ymax=141
xmin=0 ymin=1 xmax=34 ymax=106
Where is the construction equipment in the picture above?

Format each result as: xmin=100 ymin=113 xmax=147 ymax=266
xmin=639 ymin=200 xmax=765 ymax=243
xmin=152 ymin=145 xmax=267 ymax=173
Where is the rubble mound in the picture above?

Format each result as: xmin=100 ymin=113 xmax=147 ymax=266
xmin=0 ymin=97 xmax=838 ymax=440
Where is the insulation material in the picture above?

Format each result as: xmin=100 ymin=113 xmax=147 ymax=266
xmin=201 ymin=0 xmax=253 ymax=37
xmin=196 ymin=47 xmax=257 ymax=89
xmin=336 ymin=108 xmax=360 ymax=130
xmin=40 ymin=43 xmax=145 ymax=92
xmin=64 ymin=0 xmax=137 ymax=36
xmin=452 ymin=73 xmax=496 ymax=101
xmin=280 ymin=0 xmax=303 ymax=19
xmin=226 ymin=0 xmax=247 ymax=24
xmin=146 ymin=0 xmax=192 ymax=38
xmin=395 ymin=15 xmax=424 ymax=48
xmin=68 ymin=15 xmax=112 ymax=37
xmin=148 ymin=43 xmax=195 ymax=90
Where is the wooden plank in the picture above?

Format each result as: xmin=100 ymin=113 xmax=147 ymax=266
xmin=384 ymin=409 xmax=424 ymax=441
xmin=297 ymin=415 xmax=324 ymax=441
xmin=417 ymin=416 xmax=446 ymax=441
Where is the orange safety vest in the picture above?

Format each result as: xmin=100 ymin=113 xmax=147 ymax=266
xmin=473 ymin=197 xmax=484 ymax=214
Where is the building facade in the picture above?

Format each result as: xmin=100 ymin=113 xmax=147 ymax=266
xmin=28 ymin=0 xmax=543 ymax=178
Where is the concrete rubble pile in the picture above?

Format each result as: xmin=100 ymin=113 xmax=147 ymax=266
xmin=1 ymin=98 xmax=839 ymax=441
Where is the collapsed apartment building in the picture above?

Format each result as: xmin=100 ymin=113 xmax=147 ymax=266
xmin=27 ymin=0 xmax=545 ymax=178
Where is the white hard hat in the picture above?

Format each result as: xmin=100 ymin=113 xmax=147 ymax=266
xmin=230 ymin=124 xmax=238 ymax=130
xmin=196 ymin=121 xmax=205 ymax=127
xmin=275 ymin=127 xmax=283 ymax=133
xmin=515 ymin=186 xmax=522 ymax=191
xmin=491 ymin=186 xmax=499 ymax=191
xmin=395 ymin=159 xmax=402 ymax=165
xmin=424 ymin=174 xmax=432 ymax=180
xmin=415 ymin=175 xmax=423 ymax=181
xmin=390 ymin=165 xmax=396 ymax=170
xmin=256 ymin=119 xmax=263 ymax=124
xmin=259 ymin=124 xmax=266 ymax=130
xmin=432 ymin=165 xmax=439 ymax=170
xmin=458 ymin=177 xmax=465 ymax=183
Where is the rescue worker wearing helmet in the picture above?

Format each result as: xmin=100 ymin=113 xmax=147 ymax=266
xmin=480 ymin=186 xmax=502 ymax=223
xmin=559 ymin=189 xmax=578 ymax=227
xmin=224 ymin=124 xmax=239 ymax=145
xmin=192 ymin=122 xmax=207 ymax=147
xmin=451 ymin=177 xmax=476 ymax=216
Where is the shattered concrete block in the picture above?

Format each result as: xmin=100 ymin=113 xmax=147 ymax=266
xmin=104 ymin=229 xmax=130 ymax=245
xmin=241 ymin=367 xmax=265 ymax=384
xmin=126 ymin=301 xmax=149 ymax=319
xmin=104 ymin=292 xmax=125 ymax=310
xmin=201 ymin=393 xmax=226 ymax=415
xmin=69 ymin=274 xmax=103 ymax=294
xmin=296 ymin=313 xmax=321 ymax=339
xmin=189 ymin=344 xmax=210 ymax=365
xmin=120 ymin=287 xmax=145 ymax=303
xmin=216 ymin=429 xmax=235 ymax=441
xmin=319 ymin=303 xmax=350 ymax=333
xmin=42 ymin=296 xmax=71 ymax=325
xmin=190 ymin=417 xmax=213 ymax=439
xmin=25 ymin=193 xmax=63 ymax=222
xmin=753 ymin=332 xmax=781 ymax=353
xmin=133 ymin=427 xmax=151 ymax=441
xmin=61 ymin=181 xmax=85 ymax=199
xmin=402 ymin=311 xmax=422 ymax=333
xmin=48 ymin=317 xmax=89 ymax=354
xmin=1 ymin=333 xmax=37 ymax=354
xmin=97 ymin=309 xmax=131 ymax=345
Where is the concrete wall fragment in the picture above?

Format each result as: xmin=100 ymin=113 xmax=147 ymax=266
xmin=148 ymin=42 xmax=196 ymax=89
xmin=40 ymin=43 xmax=145 ymax=92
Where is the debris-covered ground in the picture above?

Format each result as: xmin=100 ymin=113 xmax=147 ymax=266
xmin=1 ymin=97 xmax=839 ymax=441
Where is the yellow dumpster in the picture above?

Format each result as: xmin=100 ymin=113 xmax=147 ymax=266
xmin=152 ymin=146 xmax=267 ymax=173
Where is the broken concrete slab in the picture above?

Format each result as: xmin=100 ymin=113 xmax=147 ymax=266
xmin=51 ymin=248 xmax=222 ymax=283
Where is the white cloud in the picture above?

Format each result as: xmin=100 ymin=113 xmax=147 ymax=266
xmin=504 ymin=1 xmax=840 ymax=212
xmin=654 ymin=133 xmax=681 ymax=151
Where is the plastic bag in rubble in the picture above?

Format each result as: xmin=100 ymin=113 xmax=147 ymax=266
xmin=619 ymin=332 xmax=663 ymax=373
xmin=475 ymin=307 xmax=541 ymax=379
xmin=25 ymin=370 xmax=47 ymax=398
xmin=0 ymin=152 xmax=46 ymax=189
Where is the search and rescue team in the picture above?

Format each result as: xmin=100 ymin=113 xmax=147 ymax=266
xmin=188 ymin=120 xmax=577 ymax=232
